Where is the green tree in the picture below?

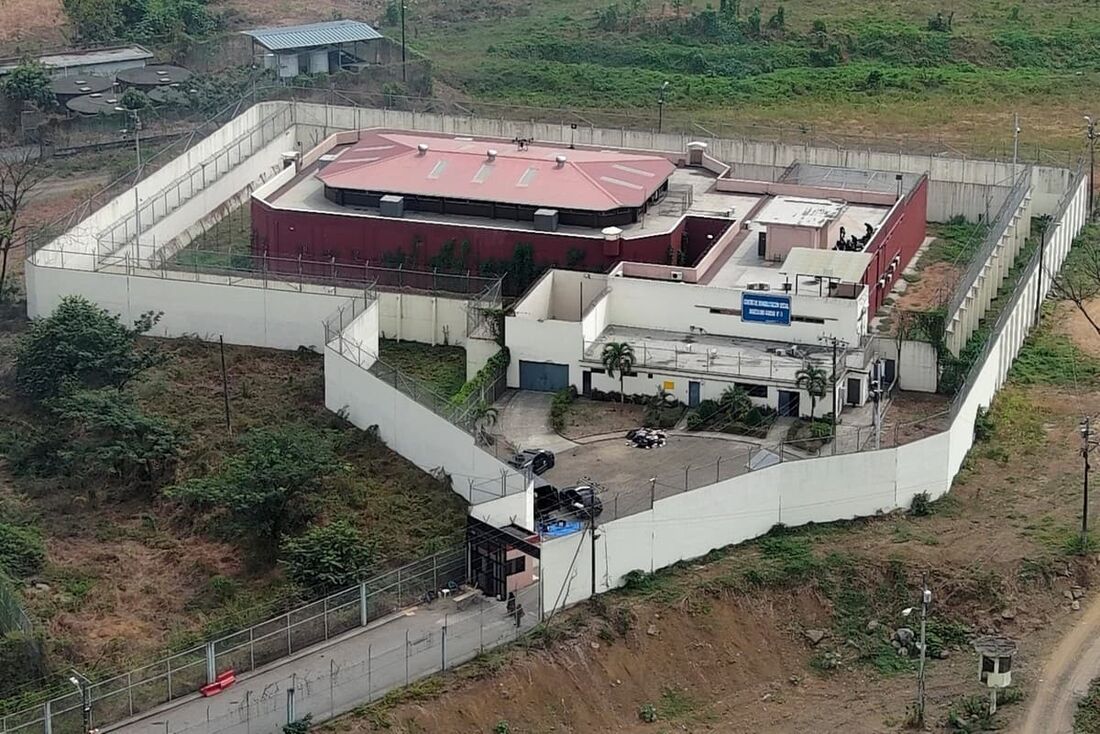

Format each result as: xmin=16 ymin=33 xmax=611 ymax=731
xmin=48 ymin=389 xmax=181 ymax=483
xmin=0 ymin=523 xmax=45 ymax=578
xmin=795 ymin=363 xmax=828 ymax=418
xmin=1 ymin=60 xmax=53 ymax=108
xmin=120 ymin=87 xmax=148 ymax=110
xmin=718 ymin=385 xmax=751 ymax=420
xmin=600 ymin=342 xmax=636 ymax=402
xmin=166 ymin=426 xmax=343 ymax=549
xmin=15 ymin=296 xmax=162 ymax=400
xmin=281 ymin=521 xmax=371 ymax=595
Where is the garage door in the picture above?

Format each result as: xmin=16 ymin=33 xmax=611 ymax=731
xmin=519 ymin=361 xmax=569 ymax=392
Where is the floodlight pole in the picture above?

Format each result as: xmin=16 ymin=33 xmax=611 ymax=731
xmin=1087 ymin=116 xmax=1098 ymax=217
xmin=1082 ymin=416 xmax=1093 ymax=541
xmin=1012 ymin=112 xmax=1020 ymax=167
xmin=401 ymin=1 xmax=407 ymax=82
xmin=657 ymin=81 xmax=669 ymax=134
xmin=916 ymin=578 xmax=930 ymax=728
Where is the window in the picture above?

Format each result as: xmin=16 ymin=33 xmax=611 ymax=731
xmin=792 ymin=315 xmax=826 ymax=324
xmin=735 ymin=382 xmax=768 ymax=398
xmin=505 ymin=556 xmax=526 ymax=576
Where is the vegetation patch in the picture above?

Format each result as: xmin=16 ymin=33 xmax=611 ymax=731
xmin=379 ymin=339 xmax=468 ymax=399
xmin=1076 ymin=677 xmax=1100 ymax=734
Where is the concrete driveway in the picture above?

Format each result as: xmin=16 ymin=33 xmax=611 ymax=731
xmin=542 ymin=433 xmax=760 ymax=521
xmin=493 ymin=390 xmax=577 ymax=454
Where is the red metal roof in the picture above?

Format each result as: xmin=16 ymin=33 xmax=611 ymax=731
xmin=315 ymin=132 xmax=676 ymax=212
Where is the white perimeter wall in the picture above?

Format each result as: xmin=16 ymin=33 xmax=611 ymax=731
xmin=541 ymin=173 xmax=1089 ymax=616
xmin=289 ymin=102 xmax=1075 ymax=222
xmin=324 ymin=340 xmax=533 ymax=530
xmin=876 ymin=339 xmax=939 ymax=393
xmin=25 ymin=262 xmax=355 ymax=350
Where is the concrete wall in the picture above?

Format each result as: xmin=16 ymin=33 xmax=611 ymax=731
xmin=376 ymin=292 xmax=470 ymax=346
xmin=324 ymin=331 xmax=533 ymax=529
xmin=875 ymin=339 xmax=939 ymax=393
xmin=289 ymin=102 xmax=1073 ymax=222
xmin=25 ymin=260 xmax=355 ymax=350
xmin=505 ymin=316 xmax=584 ymax=387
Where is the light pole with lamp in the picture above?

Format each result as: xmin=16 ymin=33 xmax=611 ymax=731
xmin=1012 ymin=113 xmax=1020 ymax=167
xmin=1086 ymin=116 xmax=1097 ymax=217
xmin=68 ymin=670 xmax=92 ymax=734
xmin=900 ymin=578 xmax=932 ymax=728
xmin=400 ymin=1 xmax=407 ymax=82
xmin=657 ymin=81 xmax=669 ymax=134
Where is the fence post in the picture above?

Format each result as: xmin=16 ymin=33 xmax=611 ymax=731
xmin=433 ymin=554 xmax=438 ymax=596
xmin=285 ymin=612 xmax=292 ymax=656
xmin=367 ymin=644 xmax=373 ymax=703
xmin=716 ymin=456 xmax=721 ymax=483
xmin=249 ymin=627 xmax=255 ymax=672
xmin=398 ymin=567 xmax=403 ymax=601
xmin=166 ymin=657 xmax=173 ymax=701
xmin=359 ymin=581 xmax=368 ymax=626
xmin=684 ymin=465 xmax=689 ymax=490
xmin=205 ymin=641 xmax=216 ymax=684
xmin=323 ymin=596 xmax=330 ymax=640
xmin=405 ymin=629 xmax=410 ymax=686
xmin=127 ymin=671 xmax=134 ymax=717
xmin=43 ymin=700 xmax=51 ymax=734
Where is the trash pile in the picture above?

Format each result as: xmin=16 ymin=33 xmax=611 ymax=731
xmin=626 ymin=428 xmax=667 ymax=449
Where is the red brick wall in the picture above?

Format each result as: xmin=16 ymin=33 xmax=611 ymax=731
xmin=250 ymin=201 xmax=729 ymax=272
xmin=861 ymin=175 xmax=929 ymax=317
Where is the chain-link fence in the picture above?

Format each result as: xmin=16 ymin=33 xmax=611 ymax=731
xmin=0 ymin=547 xmax=473 ymax=734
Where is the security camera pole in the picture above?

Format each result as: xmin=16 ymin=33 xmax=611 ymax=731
xmin=1012 ymin=113 xmax=1020 ymax=166
xmin=658 ymin=81 xmax=670 ymax=134
xmin=901 ymin=577 xmax=932 ymax=727
xmin=69 ymin=669 xmax=92 ymax=734
xmin=1080 ymin=416 xmax=1099 ymax=541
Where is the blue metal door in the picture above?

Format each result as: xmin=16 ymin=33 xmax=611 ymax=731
xmin=688 ymin=381 xmax=701 ymax=408
xmin=519 ymin=361 xmax=569 ymax=392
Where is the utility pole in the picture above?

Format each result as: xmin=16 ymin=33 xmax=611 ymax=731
xmin=400 ymin=1 xmax=407 ymax=82
xmin=871 ymin=358 xmax=883 ymax=450
xmin=219 ymin=336 xmax=231 ymax=434
xmin=1086 ymin=116 xmax=1097 ymax=217
xmin=657 ymin=81 xmax=669 ymax=134
xmin=1081 ymin=416 xmax=1097 ymax=542
xmin=1012 ymin=112 xmax=1020 ymax=166
xmin=917 ymin=578 xmax=931 ymax=728
xmin=68 ymin=670 xmax=92 ymax=734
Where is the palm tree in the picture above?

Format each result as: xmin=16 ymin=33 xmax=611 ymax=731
xmin=470 ymin=400 xmax=499 ymax=444
xmin=795 ymin=363 xmax=828 ymax=419
xmin=600 ymin=342 xmax=636 ymax=402
xmin=718 ymin=385 xmax=751 ymax=421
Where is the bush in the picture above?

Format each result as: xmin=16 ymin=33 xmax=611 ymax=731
xmin=450 ymin=348 xmax=510 ymax=407
xmin=974 ymin=406 xmax=994 ymax=442
xmin=167 ymin=425 xmax=343 ymax=549
xmin=910 ymin=492 xmax=933 ymax=517
xmin=0 ymin=523 xmax=45 ymax=578
xmin=282 ymin=715 xmax=312 ymax=734
xmin=281 ymin=520 xmax=372 ymax=595
xmin=16 ymin=296 xmax=162 ymax=400
xmin=639 ymin=703 xmax=658 ymax=723
xmin=695 ymin=399 xmax=720 ymax=421
xmin=549 ymin=388 xmax=575 ymax=432
xmin=1 ymin=60 xmax=53 ymax=108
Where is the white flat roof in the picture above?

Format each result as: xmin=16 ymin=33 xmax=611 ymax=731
xmin=780 ymin=248 xmax=873 ymax=284
xmin=753 ymin=196 xmax=845 ymax=229
xmin=0 ymin=45 xmax=152 ymax=75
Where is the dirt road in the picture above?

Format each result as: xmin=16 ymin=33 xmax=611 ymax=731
xmin=1017 ymin=593 xmax=1100 ymax=733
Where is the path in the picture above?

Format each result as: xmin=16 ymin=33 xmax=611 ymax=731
xmin=1016 ymin=593 xmax=1100 ymax=733
xmin=104 ymin=584 xmax=540 ymax=734
xmin=493 ymin=390 xmax=577 ymax=453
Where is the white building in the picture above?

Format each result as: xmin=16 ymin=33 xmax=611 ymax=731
xmin=241 ymin=20 xmax=384 ymax=79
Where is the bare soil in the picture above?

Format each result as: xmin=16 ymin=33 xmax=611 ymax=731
xmin=895 ymin=262 xmax=959 ymax=314
xmin=1056 ymin=299 xmax=1100 ymax=358
xmin=879 ymin=390 xmax=952 ymax=447
xmin=560 ymin=399 xmax=646 ymax=440
xmin=0 ymin=0 xmax=66 ymax=54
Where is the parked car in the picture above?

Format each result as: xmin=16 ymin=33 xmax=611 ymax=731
xmin=560 ymin=485 xmax=603 ymax=519
xmin=507 ymin=448 xmax=555 ymax=475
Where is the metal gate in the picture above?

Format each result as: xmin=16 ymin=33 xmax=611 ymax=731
xmin=518 ymin=361 xmax=569 ymax=392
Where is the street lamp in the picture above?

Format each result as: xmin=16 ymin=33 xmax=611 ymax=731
xmin=1086 ymin=116 xmax=1097 ymax=217
xmin=657 ymin=81 xmax=670 ymax=134
xmin=1012 ymin=112 xmax=1021 ymax=166
xmin=69 ymin=670 xmax=92 ymax=734
xmin=900 ymin=580 xmax=932 ymax=727
xmin=401 ymin=1 xmax=407 ymax=82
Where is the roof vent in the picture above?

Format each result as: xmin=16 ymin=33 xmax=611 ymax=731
xmin=417 ymin=143 xmax=429 ymax=155
xmin=555 ymin=154 xmax=567 ymax=168
xmin=487 ymin=149 xmax=498 ymax=162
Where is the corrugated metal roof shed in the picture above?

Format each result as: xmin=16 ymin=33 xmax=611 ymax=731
xmin=241 ymin=20 xmax=382 ymax=51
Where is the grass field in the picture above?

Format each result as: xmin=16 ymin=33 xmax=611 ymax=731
xmin=373 ymin=0 xmax=1100 ymax=153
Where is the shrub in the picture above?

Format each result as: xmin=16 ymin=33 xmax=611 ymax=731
xmin=281 ymin=520 xmax=372 ymax=595
xmin=282 ymin=715 xmax=312 ymax=734
xmin=695 ymin=399 xmax=720 ymax=421
xmin=450 ymin=349 xmax=510 ymax=407
xmin=974 ymin=406 xmax=994 ymax=442
xmin=0 ymin=523 xmax=45 ymax=578
xmin=910 ymin=491 xmax=933 ymax=517
xmin=638 ymin=703 xmax=658 ymax=723
xmin=1 ymin=60 xmax=53 ymax=108
xmin=166 ymin=425 xmax=343 ymax=549
xmin=16 ymin=296 xmax=162 ymax=400
xmin=549 ymin=388 xmax=575 ymax=432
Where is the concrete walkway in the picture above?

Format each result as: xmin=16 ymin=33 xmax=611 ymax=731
xmin=493 ymin=390 xmax=577 ymax=454
xmin=106 ymin=585 xmax=541 ymax=734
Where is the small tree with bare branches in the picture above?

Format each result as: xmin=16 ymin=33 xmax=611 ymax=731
xmin=1051 ymin=225 xmax=1100 ymax=339
xmin=0 ymin=144 xmax=44 ymax=302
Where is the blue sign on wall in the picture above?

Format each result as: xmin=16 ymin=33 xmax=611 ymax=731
xmin=741 ymin=292 xmax=792 ymax=325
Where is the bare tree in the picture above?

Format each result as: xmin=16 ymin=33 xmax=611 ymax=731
xmin=1052 ymin=233 xmax=1100 ymax=338
xmin=0 ymin=143 xmax=44 ymax=302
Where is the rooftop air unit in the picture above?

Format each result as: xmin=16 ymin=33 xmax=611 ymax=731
xmin=379 ymin=195 xmax=405 ymax=218
xmin=417 ymin=143 xmax=429 ymax=155
xmin=486 ymin=149 xmax=498 ymax=162
xmin=534 ymin=208 xmax=559 ymax=232
xmin=555 ymin=155 xmax=567 ymax=168
xmin=747 ymin=282 xmax=771 ymax=291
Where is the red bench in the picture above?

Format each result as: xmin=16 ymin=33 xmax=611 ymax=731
xmin=200 ymin=670 xmax=237 ymax=697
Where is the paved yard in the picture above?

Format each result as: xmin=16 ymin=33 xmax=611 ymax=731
xmin=543 ymin=433 xmax=760 ymax=521
xmin=493 ymin=390 xmax=577 ymax=453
